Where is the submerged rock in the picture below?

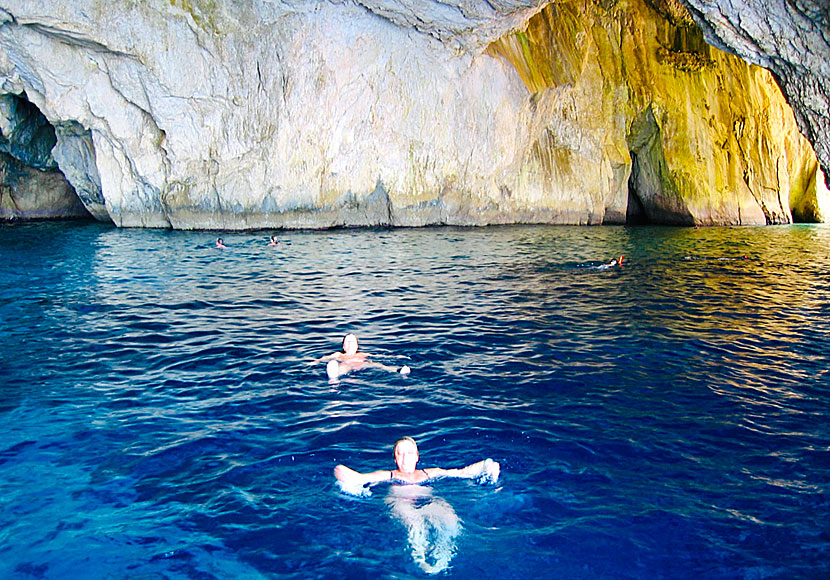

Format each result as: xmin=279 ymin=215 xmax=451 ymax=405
xmin=0 ymin=0 xmax=825 ymax=227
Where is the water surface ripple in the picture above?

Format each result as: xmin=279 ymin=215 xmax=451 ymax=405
xmin=1 ymin=223 xmax=828 ymax=579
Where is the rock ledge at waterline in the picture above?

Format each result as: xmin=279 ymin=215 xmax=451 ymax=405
xmin=0 ymin=0 xmax=827 ymax=228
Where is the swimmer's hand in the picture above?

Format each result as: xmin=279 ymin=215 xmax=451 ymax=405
xmin=336 ymin=479 xmax=372 ymax=497
xmin=334 ymin=464 xmax=390 ymax=496
xmin=479 ymin=458 xmax=500 ymax=484
xmin=334 ymin=465 xmax=369 ymax=496
xmin=308 ymin=354 xmax=334 ymax=365
xmin=438 ymin=458 xmax=501 ymax=482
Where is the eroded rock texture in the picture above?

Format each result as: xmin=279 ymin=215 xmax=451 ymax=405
xmin=0 ymin=93 xmax=89 ymax=219
xmin=0 ymin=0 xmax=825 ymax=227
xmin=680 ymin=0 xmax=830 ymax=188
xmin=487 ymin=0 xmax=827 ymax=224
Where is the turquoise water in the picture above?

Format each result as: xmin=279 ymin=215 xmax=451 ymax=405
xmin=1 ymin=222 xmax=828 ymax=579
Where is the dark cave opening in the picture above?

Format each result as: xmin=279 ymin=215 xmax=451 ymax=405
xmin=626 ymin=153 xmax=650 ymax=225
xmin=0 ymin=92 xmax=92 ymax=222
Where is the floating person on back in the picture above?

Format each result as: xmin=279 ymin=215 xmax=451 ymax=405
xmin=334 ymin=436 xmax=500 ymax=574
xmin=334 ymin=436 xmax=500 ymax=489
xmin=315 ymin=333 xmax=410 ymax=381
xmin=215 ymin=237 xmax=227 ymax=249
xmin=684 ymin=254 xmax=750 ymax=261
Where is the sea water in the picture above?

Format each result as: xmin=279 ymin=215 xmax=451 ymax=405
xmin=0 ymin=222 xmax=828 ymax=579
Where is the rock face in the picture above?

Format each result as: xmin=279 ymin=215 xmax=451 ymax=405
xmin=680 ymin=0 xmax=830 ymax=190
xmin=487 ymin=0 xmax=827 ymax=224
xmin=0 ymin=0 xmax=825 ymax=228
xmin=0 ymin=93 xmax=89 ymax=219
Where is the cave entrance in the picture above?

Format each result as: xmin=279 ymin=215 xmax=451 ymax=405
xmin=626 ymin=152 xmax=649 ymax=225
xmin=0 ymin=92 xmax=94 ymax=222
xmin=625 ymin=106 xmax=695 ymax=226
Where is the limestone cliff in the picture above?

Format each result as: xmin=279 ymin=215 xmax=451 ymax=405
xmin=0 ymin=0 xmax=825 ymax=227
xmin=487 ymin=0 xmax=828 ymax=224
xmin=680 ymin=0 xmax=830 ymax=191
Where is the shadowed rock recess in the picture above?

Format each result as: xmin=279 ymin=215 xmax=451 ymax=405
xmin=0 ymin=0 xmax=826 ymax=228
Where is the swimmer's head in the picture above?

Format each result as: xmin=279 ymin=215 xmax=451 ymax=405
xmin=393 ymin=436 xmax=420 ymax=473
xmin=341 ymin=333 xmax=359 ymax=355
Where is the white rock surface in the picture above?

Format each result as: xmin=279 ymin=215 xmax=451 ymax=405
xmin=0 ymin=0 xmax=825 ymax=227
xmin=0 ymin=0 xmax=557 ymax=228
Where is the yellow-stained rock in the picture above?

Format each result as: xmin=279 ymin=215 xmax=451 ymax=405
xmin=487 ymin=0 xmax=827 ymax=224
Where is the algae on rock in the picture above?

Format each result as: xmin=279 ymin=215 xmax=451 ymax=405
xmin=487 ymin=0 xmax=828 ymax=225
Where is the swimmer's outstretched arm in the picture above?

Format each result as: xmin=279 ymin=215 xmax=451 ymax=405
xmin=334 ymin=459 xmax=500 ymax=490
xmin=334 ymin=464 xmax=393 ymax=487
xmin=426 ymin=458 xmax=500 ymax=482
xmin=363 ymin=361 xmax=411 ymax=375
xmin=309 ymin=352 xmax=340 ymax=365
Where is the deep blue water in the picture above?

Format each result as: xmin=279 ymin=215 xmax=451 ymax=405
xmin=1 ymin=222 xmax=828 ymax=579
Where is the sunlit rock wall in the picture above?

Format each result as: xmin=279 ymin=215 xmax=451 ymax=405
xmin=487 ymin=0 xmax=828 ymax=224
xmin=680 ymin=0 xmax=830 ymax=191
xmin=0 ymin=0 xmax=825 ymax=227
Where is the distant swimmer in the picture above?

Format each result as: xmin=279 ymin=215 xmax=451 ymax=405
xmin=335 ymin=437 xmax=499 ymax=573
xmin=715 ymin=255 xmax=750 ymax=261
xmin=597 ymin=255 xmax=624 ymax=270
xmin=268 ymin=236 xmax=279 ymax=246
xmin=314 ymin=333 xmax=410 ymax=381
xmin=334 ymin=436 xmax=500 ymax=490
xmin=215 ymin=237 xmax=227 ymax=249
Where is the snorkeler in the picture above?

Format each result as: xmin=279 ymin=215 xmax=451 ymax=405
xmin=315 ymin=333 xmax=410 ymax=380
xmin=215 ymin=238 xmax=227 ymax=249
xmin=597 ymin=255 xmax=623 ymax=270
xmin=334 ymin=436 xmax=500 ymax=490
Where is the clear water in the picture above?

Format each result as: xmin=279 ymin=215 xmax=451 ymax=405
xmin=1 ymin=222 xmax=828 ymax=579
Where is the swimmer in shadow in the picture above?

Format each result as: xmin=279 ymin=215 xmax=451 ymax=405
xmin=313 ymin=333 xmax=410 ymax=382
xmin=335 ymin=436 xmax=500 ymax=574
